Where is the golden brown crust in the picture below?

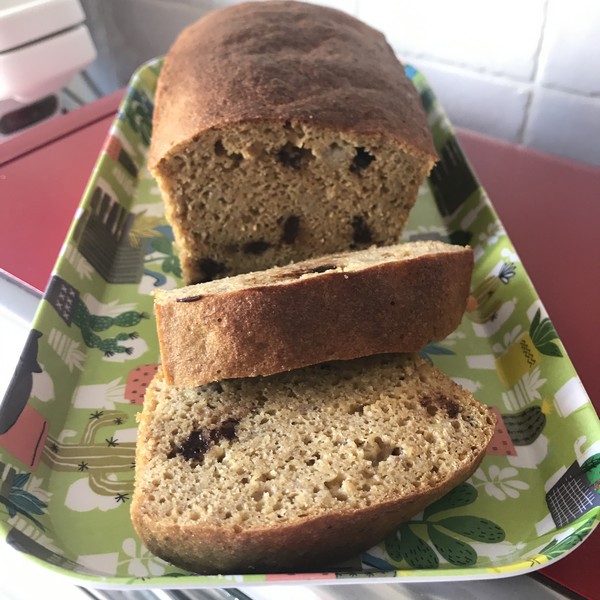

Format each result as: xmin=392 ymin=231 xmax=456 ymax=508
xmin=155 ymin=242 xmax=474 ymax=387
xmin=148 ymin=0 xmax=437 ymax=171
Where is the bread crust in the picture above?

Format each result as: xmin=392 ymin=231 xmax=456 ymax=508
xmin=148 ymin=0 xmax=437 ymax=171
xmin=155 ymin=243 xmax=474 ymax=387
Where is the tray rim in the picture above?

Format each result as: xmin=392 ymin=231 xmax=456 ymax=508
xmin=1 ymin=56 xmax=599 ymax=589
xmin=0 ymin=514 xmax=596 ymax=591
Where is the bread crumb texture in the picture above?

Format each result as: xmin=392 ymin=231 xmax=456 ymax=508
xmin=158 ymin=125 xmax=433 ymax=285
xmin=134 ymin=354 xmax=494 ymax=530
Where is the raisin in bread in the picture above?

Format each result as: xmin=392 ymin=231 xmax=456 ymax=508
xmin=148 ymin=1 xmax=438 ymax=284
xmin=154 ymin=241 xmax=473 ymax=387
xmin=131 ymin=353 xmax=495 ymax=574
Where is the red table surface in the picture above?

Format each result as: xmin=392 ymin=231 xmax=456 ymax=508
xmin=0 ymin=94 xmax=598 ymax=598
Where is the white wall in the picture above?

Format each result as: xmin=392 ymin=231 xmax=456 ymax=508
xmin=80 ymin=0 xmax=600 ymax=166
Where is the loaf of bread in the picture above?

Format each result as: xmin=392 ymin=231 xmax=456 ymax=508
xmin=149 ymin=1 xmax=438 ymax=284
xmin=154 ymin=241 xmax=473 ymax=387
xmin=130 ymin=353 xmax=495 ymax=574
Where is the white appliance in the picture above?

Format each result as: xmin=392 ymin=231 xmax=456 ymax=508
xmin=0 ymin=0 xmax=96 ymax=138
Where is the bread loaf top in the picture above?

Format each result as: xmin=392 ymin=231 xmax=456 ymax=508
xmin=148 ymin=0 xmax=437 ymax=170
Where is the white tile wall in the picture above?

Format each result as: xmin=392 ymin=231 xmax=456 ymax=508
xmin=81 ymin=0 xmax=202 ymax=91
xmin=358 ymin=0 xmax=546 ymax=80
xmin=77 ymin=0 xmax=600 ymax=166
xmin=537 ymin=0 xmax=600 ymax=95
xmin=79 ymin=0 xmax=120 ymax=94
xmin=405 ymin=57 xmax=530 ymax=143
xmin=525 ymin=87 xmax=600 ymax=164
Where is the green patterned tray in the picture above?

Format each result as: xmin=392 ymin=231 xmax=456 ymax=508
xmin=0 ymin=59 xmax=598 ymax=589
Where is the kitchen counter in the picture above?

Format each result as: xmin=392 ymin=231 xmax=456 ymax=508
xmin=0 ymin=92 xmax=598 ymax=600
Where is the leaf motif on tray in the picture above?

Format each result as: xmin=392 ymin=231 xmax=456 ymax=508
xmin=530 ymin=309 xmax=563 ymax=358
xmin=399 ymin=525 xmax=439 ymax=569
xmin=538 ymin=516 xmax=598 ymax=561
xmin=423 ymin=483 xmax=478 ymax=518
xmin=0 ymin=467 xmax=48 ymax=531
xmin=428 ymin=524 xmax=477 ymax=566
xmin=380 ymin=484 xmax=506 ymax=569
xmin=435 ymin=516 xmax=505 ymax=543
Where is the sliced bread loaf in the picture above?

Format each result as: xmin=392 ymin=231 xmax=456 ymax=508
xmin=154 ymin=241 xmax=473 ymax=387
xmin=130 ymin=353 xmax=495 ymax=574
xmin=149 ymin=1 xmax=437 ymax=284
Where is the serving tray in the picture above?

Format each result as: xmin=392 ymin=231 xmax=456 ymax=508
xmin=0 ymin=59 xmax=598 ymax=589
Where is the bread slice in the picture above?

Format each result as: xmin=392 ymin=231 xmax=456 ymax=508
xmin=130 ymin=353 xmax=495 ymax=574
xmin=149 ymin=1 xmax=437 ymax=284
xmin=154 ymin=241 xmax=473 ymax=387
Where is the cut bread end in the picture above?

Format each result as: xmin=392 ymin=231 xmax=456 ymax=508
xmin=131 ymin=353 xmax=495 ymax=574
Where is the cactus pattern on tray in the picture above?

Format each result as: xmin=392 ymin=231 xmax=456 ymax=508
xmin=0 ymin=59 xmax=598 ymax=587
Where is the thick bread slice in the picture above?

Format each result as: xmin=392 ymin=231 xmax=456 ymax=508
xmin=131 ymin=353 xmax=495 ymax=574
xmin=154 ymin=241 xmax=473 ymax=387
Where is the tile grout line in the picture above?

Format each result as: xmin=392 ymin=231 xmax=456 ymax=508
xmin=518 ymin=0 xmax=551 ymax=146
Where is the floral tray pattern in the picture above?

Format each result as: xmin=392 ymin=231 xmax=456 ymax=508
xmin=0 ymin=59 xmax=598 ymax=588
